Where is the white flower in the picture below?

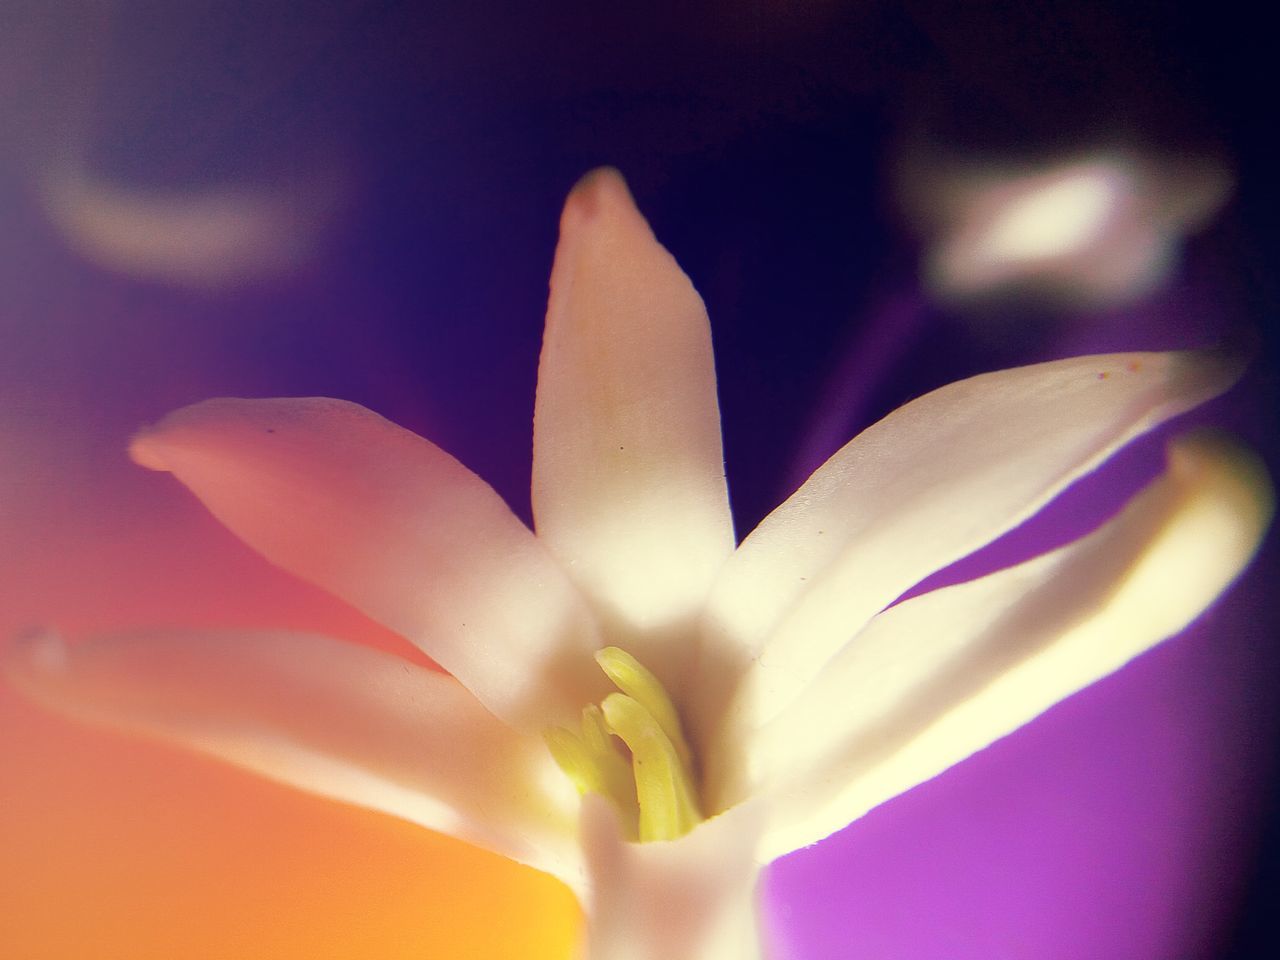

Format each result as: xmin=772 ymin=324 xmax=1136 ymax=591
xmin=896 ymin=149 xmax=1233 ymax=308
xmin=5 ymin=169 xmax=1271 ymax=960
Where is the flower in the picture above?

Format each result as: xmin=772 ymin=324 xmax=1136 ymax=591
xmin=896 ymin=149 xmax=1233 ymax=308
xmin=4 ymin=169 xmax=1272 ymax=960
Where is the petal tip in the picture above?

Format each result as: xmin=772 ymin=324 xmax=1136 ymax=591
xmin=128 ymin=427 xmax=171 ymax=472
xmin=1170 ymin=340 xmax=1249 ymax=403
xmin=1168 ymin=429 xmax=1275 ymax=529
xmin=563 ymin=167 xmax=632 ymax=226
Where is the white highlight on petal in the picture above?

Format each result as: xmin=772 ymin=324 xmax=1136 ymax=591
xmin=750 ymin=432 xmax=1273 ymax=858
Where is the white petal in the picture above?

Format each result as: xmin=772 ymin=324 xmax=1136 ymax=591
xmin=708 ymin=349 xmax=1240 ymax=726
xmin=749 ymin=432 xmax=1272 ymax=859
xmin=130 ymin=397 xmax=605 ymax=731
xmin=577 ymin=795 xmax=767 ymax=960
xmin=532 ymin=170 xmax=734 ymax=674
xmin=3 ymin=627 xmax=582 ymax=882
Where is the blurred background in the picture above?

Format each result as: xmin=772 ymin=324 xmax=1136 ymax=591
xmin=1 ymin=2 xmax=1276 ymax=958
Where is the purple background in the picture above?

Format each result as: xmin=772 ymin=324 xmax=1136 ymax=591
xmin=2 ymin=3 xmax=1277 ymax=958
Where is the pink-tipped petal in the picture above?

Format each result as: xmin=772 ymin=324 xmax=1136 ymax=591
xmin=130 ymin=397 xmax=604 ymax=730
xmin=533 ymin=170 xmax=734 ymax=677
xmin=709 ymin=349 xmax=1241 ymax=726
xmin=747 ymin=432 xmax=1272 ymax=859
xmin=3 ymin=628 xmax=582 ymax=882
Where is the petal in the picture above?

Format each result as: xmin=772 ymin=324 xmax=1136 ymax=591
xmin=532 ymin=170 xmax=734 ymax=670
xmin=747 ymin=432 xmax=1272 ymax=859
xmin=2 ymin=628 xmax=582 ymax=882
xmin=708 ymin=349 xmax=1241 ymax=725
xmin=578 ymin=795 xmax=768 ymax=959
xmin=130 ymin=397 xmax=604 ymax=731
xmin=41 ymin=165 xmax=339 ymax=287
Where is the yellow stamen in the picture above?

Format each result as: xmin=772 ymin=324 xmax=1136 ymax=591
xmin=594 ymin=646 xmax=694 ymax=772
xmin=543 ymin=726 xmax=598 ymax=795
xmin=580 ymin=704 xmax=638 ymax=818
xmin=544 ymin=647 xmax=704 ymax=842
xmin=600 ymin=692 xmax=703 ymax=842
xmin=543 ymin=712 xmax=639 ymax=838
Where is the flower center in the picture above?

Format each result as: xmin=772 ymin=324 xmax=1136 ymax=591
xmin=544 ymin=646 xmax=704 ymax=842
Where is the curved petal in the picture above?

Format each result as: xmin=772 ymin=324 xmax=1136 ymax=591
xmin=746 ymin=432 xmax=1272 ymax=859
xmin=130 ymin=397 xmax=604 ymax=731
xmin=2 ymin=627 xmax=582 ymax=882
xmin=532 ymin=170 xmax=734 ymax=674
xmin=578 ymin=795 xmax=767 ymax=959
xmin=708 ymin=348 xmax=1241 ymax=725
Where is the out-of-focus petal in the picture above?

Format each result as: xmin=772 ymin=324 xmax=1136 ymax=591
xmin=40 ymin=167 xmax=341 ymax=287
xmin=748 ymin=432 xmax=1273 ymax=859
xmin=578 ymin=795 xmax=767 ymax=960
xmin=532 ymin=169 xmax=734 ymax=678
xmin=707 ymin=349 xmax=1240 ymax=728
xmin=129 ymin=397 xmax=605 ymax=731
xmin=895 ymin=150 xmax=1233 ymax=308
xmin=2 ymin=628 xmax=582 ymax=882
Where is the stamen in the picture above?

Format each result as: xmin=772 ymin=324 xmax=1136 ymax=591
xmin=545 ymin=646 xmax=704 ymax=842
xmin=543 ymin=726 xmax=598 ymax=795
xmin=580 ymin=704 xmax=638 ymax=820
xmin=601 ymin=692 xmax=703 ymax=842
xmin=594 ymin=646 xmax=694 ymax=772
xmin=543 ymin=717 xmax=639 ymax=838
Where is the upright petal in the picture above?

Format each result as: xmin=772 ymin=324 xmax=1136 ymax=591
xmin=130 ymin=397 xmax=604 ymax=730
xmin=708 ymin=349 xmax=1240 ymax=725
xmin=2 ymin=628 xmax=582 ymax=882
xmin=746 ymin=433 xmax=1272 ymax=859
xmin=532 ymin=170 xmax=734 ymax=669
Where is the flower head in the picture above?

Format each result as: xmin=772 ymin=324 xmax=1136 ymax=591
xmin=5 ymin=169 xmax=1272 ymax=959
